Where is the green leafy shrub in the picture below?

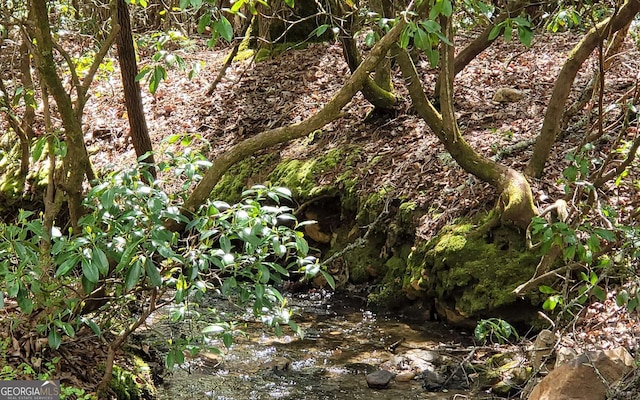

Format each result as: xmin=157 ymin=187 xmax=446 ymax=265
xmin=0 ymin=153 xmax=329 ymax=370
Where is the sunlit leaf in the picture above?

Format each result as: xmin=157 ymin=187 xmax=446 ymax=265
xmin=214 ymin=16 xmax=234 ymax=42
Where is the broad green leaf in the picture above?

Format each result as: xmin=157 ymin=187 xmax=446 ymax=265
xmin=135 ymin=66 xmax=152 ymax=82
xmin=504 ymin=25 xmax=512 ymax=42
xmin=616 ymin=290 xmax=630 ymax=306
xmin=56 ymin=254 xmax=80 ymax=277
xmin=202 ymin=324 xmax=225 ymax=334
xmin=421 ymin=20 xmax=441 ymax=34
xmin=592 ymin=286 xmax=607 ymax=302
xmin=320 ymin=270 xmax=335 ymax=289
xmin=542 ymin=296 xmax=558 ymax=311
xmin=425 ymin=45 xmax=439 ymax=68
xmin=198 ymin=12 xmax=211 ymax=34
xmin=518 ymin=26 xmax=533 ymax=47
xmin=125 ymin=259 xmax=143 ymax=290
xmin=594 ymin=228 xmax=616 ymax=242
xmin=365 ymin=32 xmax=376 ymax=47
xmin=539 ymin=285 xmax=556 ymax=294
xmin=488 ymin=24 xmax=503 ymax=41
xmin=48 ymin=329 xmax=62 ymax=349
xmin=400 ymin=25 xmax=412 ymax=49
xmin=145 ymin=258 xmax=163 ymax=287
xmin=82 ymin=317 xmax=102 ymax=337
xmin=179 ymin=0 xmax=190 ymax=8
xmin=214 ymin=16 xmax=234 ymax=42
xmin=32 ymin=136 xmax=47 ymax=161
xmin=283 ymin=0 xmax=294 ymax=7
xmin=441 ymin=0 xmax=453 ymax=16
xmin=414 ymin=28 xmax=429 ymax=51
xmin=82 ymin=258 xmax=99 ymax=283
xmin=313 ymin=24 xmax=329 ymax=37
xmin=231 ymin=0 xmax=247 ymax=12
xmin=93 ymin=247 xmax=110 ymax=275
xmin=17 ymin=294 xmax=33 ymax=314
xmin=222 ymin=332 xmax=233 ymax=348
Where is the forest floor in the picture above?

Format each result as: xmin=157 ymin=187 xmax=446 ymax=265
xmin=2 ymin=24 xmax=640 ymax=397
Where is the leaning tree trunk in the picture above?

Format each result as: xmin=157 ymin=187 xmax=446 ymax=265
xmin=331 ymin=0 xmax=398 ymax=110
xmin=525 ymin=0 xmax=640 ymax=178
xmin=176 ymin=20 xmax=407 ymax=222
xmin=114 ymin=0 xmax=156 ymax=179
xmin=397 ymin=15 xmax=537 ymax=230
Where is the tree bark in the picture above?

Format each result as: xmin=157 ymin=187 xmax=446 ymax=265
xmin=396 ymin=16 xmax=537 ymax=229
xmin=177 ymin=20 xmax=407 ymax=221
xmin=525 ymin=0 xmax=640 ymax=178
xmin=30 ymin=0 xmax=92 ymax=230
xmin=114 ymin=0 xmax=156 ymax=178
xmin=332 ymin=0 xmax=398 ymax=110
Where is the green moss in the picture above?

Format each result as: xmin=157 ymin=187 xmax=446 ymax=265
xmin=342 ymin=234 xmax=386 ymax=284
xmin=255 ymin=48 xmax=272 ymax=62
xmin=268 ymin=146 xmax=360 ymax=204
xmin=369 ymin=255 xmax=407 ymax=307
xmin=356 ymin=186 xmax=393 ymax=225
xmin=233 ymin=49 xmax=255 ymax=62
xmin=411 ymin=221 xmax=540 ymax=316
xmin=210 ymin=153 xmax=280 ymax=203
xmin=109 ymin=356 xmax=155 ymax=400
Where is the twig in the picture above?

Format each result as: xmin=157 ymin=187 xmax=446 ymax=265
xmin=441 ymin=348 xmax=476 ymax=389
xmin=321 ymin=191 xmax=394 ymax=268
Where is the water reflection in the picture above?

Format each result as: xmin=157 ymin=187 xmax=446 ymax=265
xmin=156 ymin=292 xmax=468 ymax=400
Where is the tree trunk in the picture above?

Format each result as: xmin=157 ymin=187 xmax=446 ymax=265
xmin=114 ymin=0 xmax=156 ymax=179
xmin=176 ymin=20 xmax=407 ymax=222
xmin=396 ymin=16 xmax=537 ymax=230
xmin=331 ymin=0 xmax=397 ymax=110
xmin=30 ymin=0 xmax=92 ymax=230
xmin=525 ymin=0 xmax=640 ymax=178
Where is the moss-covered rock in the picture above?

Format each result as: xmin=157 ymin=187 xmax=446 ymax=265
xmin=109 ymin=356 xmax=156 ymax=400
xmin=404 ymin=220 xmax=542 ymax=322
xmin=210 ymin=153 xmax=280 ymax=203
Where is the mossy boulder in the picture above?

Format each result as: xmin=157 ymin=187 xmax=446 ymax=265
xmin=403 ymin=221 xmax=541 ymax=323
xmin=366 ymin=217 xmax=542 ymax=323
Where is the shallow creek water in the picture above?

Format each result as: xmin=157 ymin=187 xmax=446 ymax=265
xmin=153 ymin=291 xmax=473 ymax=400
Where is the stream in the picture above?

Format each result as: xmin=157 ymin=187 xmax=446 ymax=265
xmin=151 ymin=291 xmax=477 ymax=400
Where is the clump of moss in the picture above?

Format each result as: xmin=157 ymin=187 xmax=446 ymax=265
xmin=210 ymin=153 xmax=280 ymax=203
xmin=109 ymin=356 xmax=155 ymax=400
xmin=409 ymin=221 xmax=540 ymax=317
xmin=268 ymin=146 xmax=360 ymax=205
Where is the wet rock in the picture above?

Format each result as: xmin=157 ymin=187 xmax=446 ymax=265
xmin=395 ymin=371 xmax=416 ymax=382
xmin=528 ymin=347 xmax=635 ymax=400
xmin=403 ymin=349 xmax=440 ymax=372
xmin=365 ymin=369 xmax=395 ymax=389
xmin=261 ymin=357 xmax=291 ymax=372
xmin=422 ymin=369 xmax=446 ymax=391
xmin=345 ymin=363 xmax=377 ymax=374
xmin=530 ymin=329 xmax=556 ymax=371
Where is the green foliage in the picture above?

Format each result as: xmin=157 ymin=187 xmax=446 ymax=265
xmin=474 ymin=318 xmax=519 ymax=344
xmin=135 ymin=31 xmax=202 ymax=94
xmin=488 ymin=16 xmax=534 ymax=47
xmin=532 ymin=142 xmax=638 ymax=319
xmin=0 ymin=151 xmax=326 ymax=367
